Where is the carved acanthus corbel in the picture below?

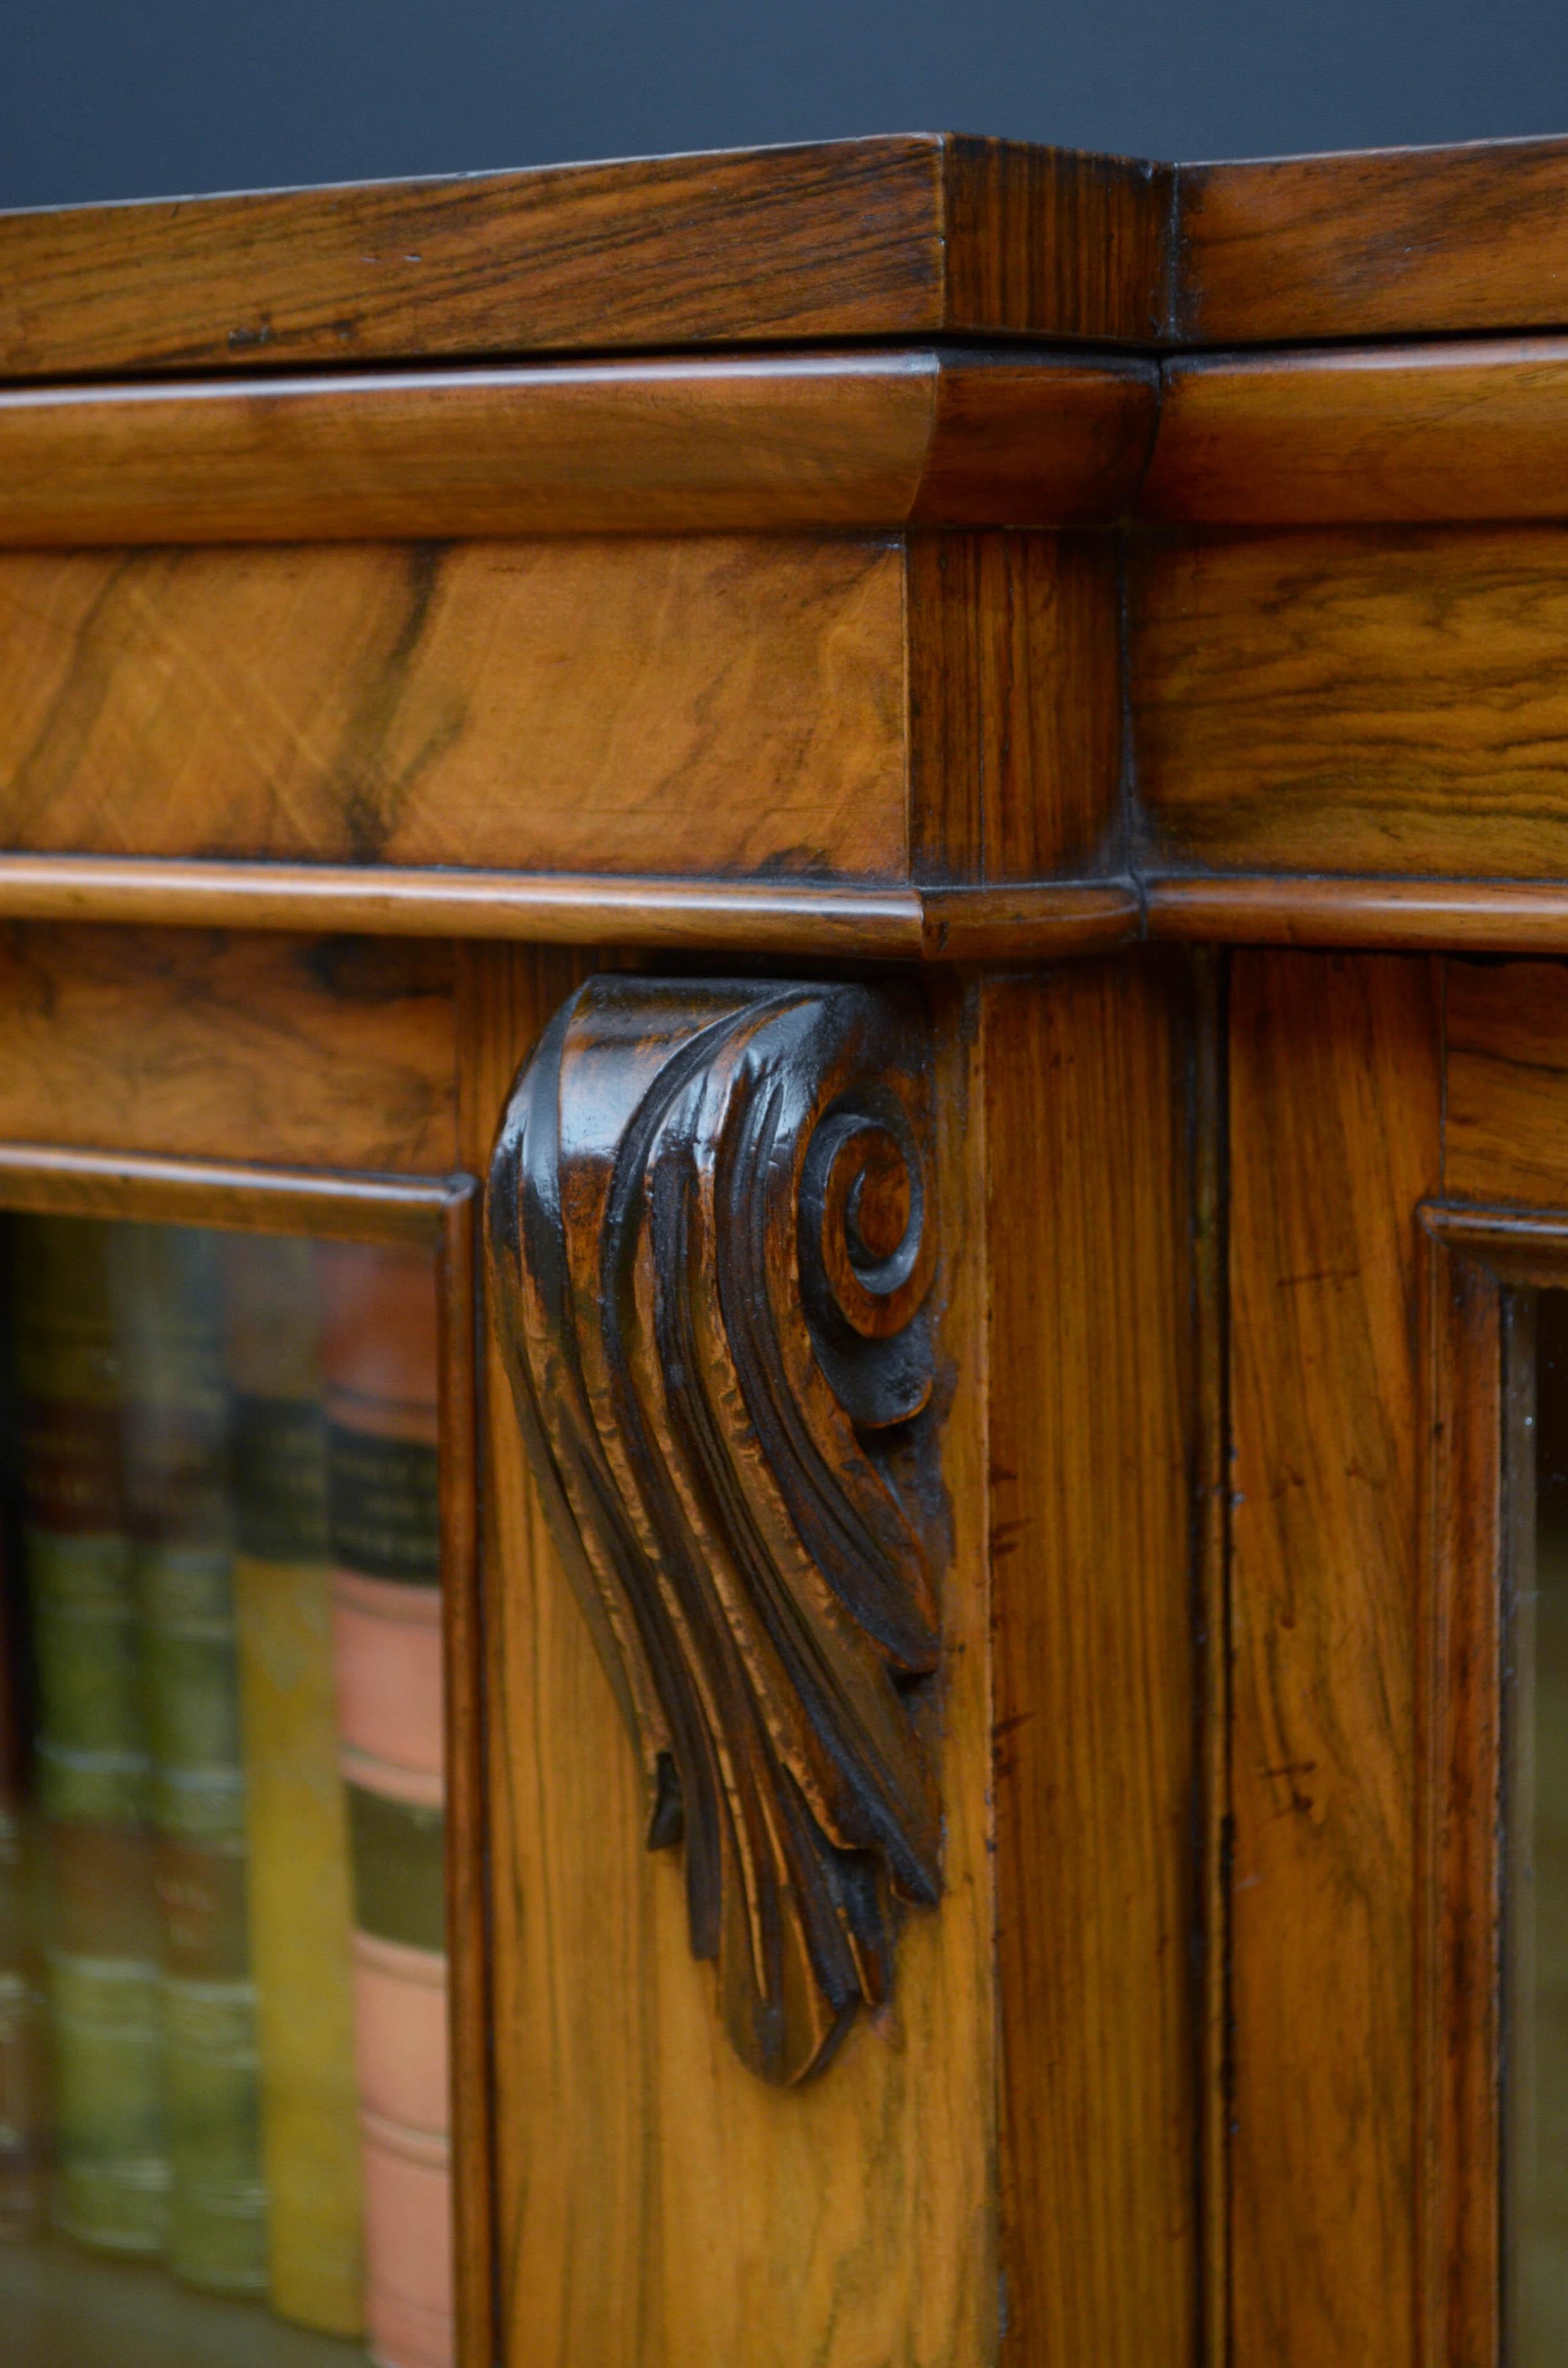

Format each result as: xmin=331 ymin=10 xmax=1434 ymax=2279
xmin=485 ymin=976 xmax=943 ymax=2084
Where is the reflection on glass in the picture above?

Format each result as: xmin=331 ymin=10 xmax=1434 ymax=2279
xmin=0 ymin=1217 xmax=452 ymax=2368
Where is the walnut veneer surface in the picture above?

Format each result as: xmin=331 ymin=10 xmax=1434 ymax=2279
xmin=8 ymin=132 xmax=1568 ymax=951
xmin=10 ymin=128 xmax=1568 ymax=2368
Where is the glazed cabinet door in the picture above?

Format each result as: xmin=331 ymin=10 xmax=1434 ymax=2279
xmin=0 ymin=920 xmax=482 ymax=2368
xmin=0 ymin=922 xmax=1207 ymax=2368
xmin=1224 ymin=950 xmax=1568 ymax=2368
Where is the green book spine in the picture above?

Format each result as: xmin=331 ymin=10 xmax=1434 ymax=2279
xmin=0 ymin=1531 xmax=49 ymax=2241
xmin=111 ymin=1222 xmax=266 ymax=2298
xmin=11 ymin=1213 xmax=168 ymax=2257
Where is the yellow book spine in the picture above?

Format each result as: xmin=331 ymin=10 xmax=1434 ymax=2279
xmin=234 ymin=1549 xmax=363 ymax=2337
xmin=225 ymin=1233 xmax=363 ymax=2338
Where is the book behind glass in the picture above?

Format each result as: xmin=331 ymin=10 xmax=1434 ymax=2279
xmin=111 ymin=1222 xmax=266 ymax=2296
xmin=320 ymin=1240 xmax=452 ymax=2368
xmin=224 ymin=1230 xmax=364 ymax=2337
xmin=12 ymin=1214 xmax=168 ymax=2256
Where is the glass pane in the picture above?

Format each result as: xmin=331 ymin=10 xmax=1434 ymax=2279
xmin=0 ymin=1217 xmax=453 ymax=2368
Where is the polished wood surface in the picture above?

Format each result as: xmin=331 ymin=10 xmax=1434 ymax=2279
xmin=435 ymin=1188 xmax=491 ymax=2368
xmin=1143 ymin=341 xmax=1568 ymax=525
xmin=0 ymin=924 xmax=456 ymax=1170
xmin=1227 ymin=951 xmax=1441 ymax=2365
xmin=1132 ymin=527 xmax=1568 ymax=883
xmin=33 ymin=135 xmax=1568 ymax=950
xmin=19 ymin=127 xmax=1568 ymax=388
xmin=908 ymin=530 xmax=1122 ymax=884
xmin=0 ymin=136 xmax=1168 ymax=378
xmin=985 ymin=956 xmax=1197 ymax=2368
xmin=1191 ymin=950 xmax=1229 ymax=2362
xmin=0 ymin=538 xmax=905 ymax=878
xmin=0 ymin=857 xmax=929 ymax=953
xmin=0 ymin=858 xmax=1143 ymax=961
xmin=0 ymin=354 xmax=1156 ymax=545
xmin=1147 ymin=878 xmax=1568 ymax=955
xmin=1445 ymin=960 xmax=1568 ymax=1206
xmin=1414 ymin=1207 xmax=1514 ymax=2368
xmin=462 ymin=950 xmax=997 ymax=2368
xmin=0 ymin=527 xmax=1147 ymax=915
xmin=18 ymin=126 xmax=1568 ymax=2368
xmin=487 ymin=976 xmax=943 ymax=2086
xmin=1177 ymin=136 xmax=1568 ymax=343
xmin=0 ymin=1144 xmax=462 ymax=1237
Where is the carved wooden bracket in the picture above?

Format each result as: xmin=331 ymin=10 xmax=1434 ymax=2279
xmin=485 ymin=977 xmax=943 ymax=2084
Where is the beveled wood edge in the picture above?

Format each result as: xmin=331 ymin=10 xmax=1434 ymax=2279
xmin=0 ymin=853 xmax=1141 ymax=960
xmin=434 ymin=1185 xmax=493 ymax=2368
xmin=1140 ymin=337 xmax=1568 ymax=525
xmin=0 ymin=1139 xmax=473 ymax=1235
xmin=16 ymin=128 xmax=1568 ymax=379
xmin=0 ymin=136 xmax=1170 ymax=377
xmin=917 ymin=881 xmax=1139 ymax=957
xmin=1413 ymin=1201 xmax=1517 ymax=2368
xmin=1174 ymin=135 xmax=1568 ymax=347
xmin=22 ymin=855 xmax=1568 ymax=959
xmin=1420 ymin=1200 xmax=1568 ymax=1283
xmin=22 ymin=328 xmax=1568 ymax=546
xmin=1191 ymin=950 xmax=1230 ymax=2360
xmin=1143 ymin=876 xmax=1568 ymax=955
xmin=0 ymin=350 xmax=1157 ymax=545
xmin=20 ymin=855 xmax=1568 ymax=959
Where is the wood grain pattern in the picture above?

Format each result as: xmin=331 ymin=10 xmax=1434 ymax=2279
xmin=1142 ymin=341 xmax=1568 ymax=526
xmin=0 ymin=923 xmax=456 ymax=1171
xmin=461 ymin=948 xmax=996 ymax=2368
xmin=0 ymin=538 xmax=906 ymax=880
xmin=908 ymin=530 xmax=1123 ymax=884
xmin=22 ymin=128 xmax=1568 ymax=390
xmin=0 ymin=858 xmax=929 ymax=954
xmin=0 ymin=353 xmax=1157 ymax=546
xmin=433 ymin=1185 xmax=491 ymax=2368
xmin=1147 ymin=876 xmax=1568 ymax=954
xmin=0 ymin=136 xmax=1168 ymax=379
xmin=1227 ymin=951 xmax=1441 ymax=2365
xmin=1444 ymin=958 xmax=1568 ymax=1207
xmin=986 ymin=955 xmax=1197 ymax=2368
xmin=915 ymin=355 xmax=1158 ymax=525
xmin=917 ymin=880 xmax=1139 ymax=956
xmin=0 ymin=527 xmax=1145 ymax=906
xmin=0 ymin=1146 xmax=462 ymax=1237
xmin=1415 ymin=1207 xmax=1511 ymax=2368
xmin=1177 ymin=136 xmax=1568 ymax=344
xmin=0 ymin=857 xmax=1142 ymax=961
xmin=486 ymin=976 xmax=943 ymax=2085
xmin=1132 ymin=526 xmax=1568 ymax=880
xmin=1192 ymin=949 xmax=1230 ymax=2367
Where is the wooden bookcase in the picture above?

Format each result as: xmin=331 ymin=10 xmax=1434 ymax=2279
xmin=3 ymin=126 xmax=1568 ymax=2368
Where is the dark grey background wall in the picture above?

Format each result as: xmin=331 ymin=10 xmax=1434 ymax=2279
xmin=5 ymin=0 xmax=1568 ymax=212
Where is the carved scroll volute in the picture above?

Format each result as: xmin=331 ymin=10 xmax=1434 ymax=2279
xmin=485 ymin=978 xmax=943 ymax=2084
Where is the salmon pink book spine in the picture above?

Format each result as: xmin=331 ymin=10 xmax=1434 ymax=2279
xmin=318 ymin=1242 xmax=452 ymax=2368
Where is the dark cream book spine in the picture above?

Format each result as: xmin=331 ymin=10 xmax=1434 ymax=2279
xmin=319 ymin=1240 xmax=452 ymax=2368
